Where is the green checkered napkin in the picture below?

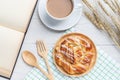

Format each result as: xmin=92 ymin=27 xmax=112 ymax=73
xmin=24 ymin=47 xmax=120 ymax=80
xmin=24 ymin=29 xmax=120 ymax=80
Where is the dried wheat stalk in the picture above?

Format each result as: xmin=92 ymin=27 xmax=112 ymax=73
xmin=104 ymin=0 xmax=120 ymax=15
xmin=84 ymin=12 xmax=103 ymax=29
xmin=98 ymin=1 xmax=120 ymax=32
xmin=114 ymin=0 xmax=120 ymax=10
xmin=104 ymin=0 xmax=117 ymax=13
xmin=82 ymin=0 xmax=103 ymax=29
xmin=111 ymin=0 xmax=118 ymax=9
xmin=85 ymin=11 xmax=120 ymax=48
xmin=82 ymin=0 xmax=120 ymax=49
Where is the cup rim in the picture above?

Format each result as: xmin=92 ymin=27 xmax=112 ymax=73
xmin=45 ymin=0 xmax=75 ymax=20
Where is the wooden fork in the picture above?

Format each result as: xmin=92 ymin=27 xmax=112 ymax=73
xmin=36 ymin=40 xmax=54 ymax=80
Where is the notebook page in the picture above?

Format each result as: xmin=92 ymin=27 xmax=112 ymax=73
xmin=0 ymin=26 xmax=24 ymax=78
xmin=0 ymin=0 xmax=37 ymax=33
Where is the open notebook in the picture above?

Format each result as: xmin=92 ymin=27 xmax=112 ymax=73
xmin=0 ymin=0 xmax=37 ymax=78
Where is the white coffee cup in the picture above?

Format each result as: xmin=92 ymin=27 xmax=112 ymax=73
xmin=45 ymin=0 xmax=82 ymax=21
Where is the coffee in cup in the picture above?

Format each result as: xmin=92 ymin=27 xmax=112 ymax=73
xmin=47 ymin=0 xmax=73 ymax=19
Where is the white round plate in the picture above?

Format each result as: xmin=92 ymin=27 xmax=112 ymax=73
xmin=38 ymin=0 xmax=82 ymax=31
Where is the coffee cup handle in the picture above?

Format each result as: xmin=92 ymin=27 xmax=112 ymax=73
xmin=75 ymin=3 xmax=82 ymax=9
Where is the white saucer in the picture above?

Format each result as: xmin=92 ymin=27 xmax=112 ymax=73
xmin=38 ymin=0 xmax=82 ymax=31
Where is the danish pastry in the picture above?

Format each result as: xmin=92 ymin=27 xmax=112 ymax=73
xmin=53 ymin=33 xmax=97 ymax=76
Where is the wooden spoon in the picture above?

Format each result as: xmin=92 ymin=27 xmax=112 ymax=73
xmin=22 ymin=50 xmax=53 ymax=80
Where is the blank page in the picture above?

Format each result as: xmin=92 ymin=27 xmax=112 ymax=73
xmin=0 ymin=26 xmax=24 ymax=78
xmin=0 ymin=0 xmax=37 ymax=33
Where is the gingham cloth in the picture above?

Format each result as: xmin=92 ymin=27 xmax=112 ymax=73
xmin=24 ymin=29 xmax=120 ymax=80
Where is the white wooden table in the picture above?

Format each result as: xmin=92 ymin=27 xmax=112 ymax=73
xmin=0 ymin=1 xmax=120 ymax=80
